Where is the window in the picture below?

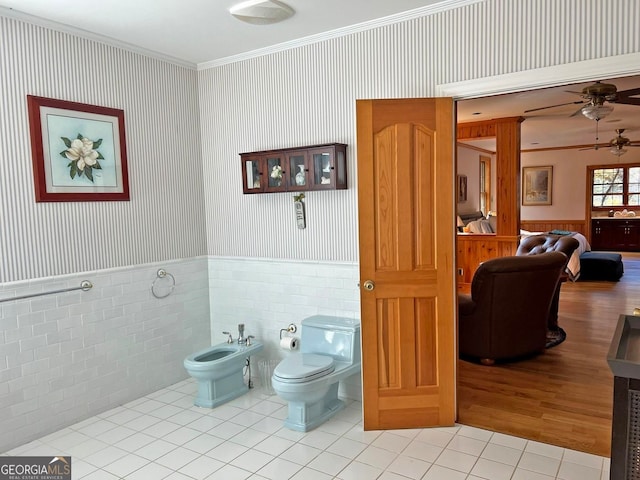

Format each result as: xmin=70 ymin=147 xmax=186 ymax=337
xmin=591 ymin=164 xmax=640 ymax=208
xmin=479 ymin=156 xmax=491 ymax=215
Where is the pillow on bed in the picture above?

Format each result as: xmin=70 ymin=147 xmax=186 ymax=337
xmin=467 ymin=219 xmax=494 ymax=233
xmin=459 ymin=211 xmax=485 ymax=225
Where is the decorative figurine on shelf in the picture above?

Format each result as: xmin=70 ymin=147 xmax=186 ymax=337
xmin=295 ymin=165 xmax=306 ymax=186
xmin=271 ymin=165 xmax=283 ymax=187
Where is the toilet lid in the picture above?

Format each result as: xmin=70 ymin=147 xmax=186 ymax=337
xmin=273 ymin=353 xmax=335 ymax=383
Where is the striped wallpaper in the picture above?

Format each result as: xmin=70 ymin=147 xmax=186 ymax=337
xmin=199 ymin=0 xmax=640 ymax=263
xmin=0 ymin=16 xmax=207 ymax=283
xmin=2 ymin=0 xmax=640 ymax=281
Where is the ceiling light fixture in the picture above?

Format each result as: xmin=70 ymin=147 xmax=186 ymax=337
xmin=609 ymin=129 xmax=633 ymax=156
xmin=610 ymin=146 xmax=628 ymax=156
xmin=229 ymin=0 xmax=294 ymax=25
xmin=581 ymin=103 xmax=614 ymax=121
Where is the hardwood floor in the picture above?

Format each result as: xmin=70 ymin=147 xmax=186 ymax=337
xmin=457 ymin=252 xmax=640 ymax=457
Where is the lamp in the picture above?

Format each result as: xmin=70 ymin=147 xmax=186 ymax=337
xmin=456 ymin=216 xmax=465 ymax=232
xmin=581 ymin=103 xmax=613 ymax=121
xmin=229 ymin=0 xmax=294 ymax=25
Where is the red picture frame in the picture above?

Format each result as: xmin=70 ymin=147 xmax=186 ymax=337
xmin=27 ymin=95 xmax=130 ymax=202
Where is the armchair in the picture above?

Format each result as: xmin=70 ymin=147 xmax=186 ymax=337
xmin=458 ymin=252 xmax=567 ymax=365
xmin=516 ymin=234 xmax=580 ymax=330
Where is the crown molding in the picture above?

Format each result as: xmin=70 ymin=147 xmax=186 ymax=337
xmin=197 ymin=0 xmax=483 ymax=70
xmin=0 ymin=6 xmax=197 ymax=69
xmin=437 ymin=53 xmax=640 ymax=100
xmin=0 ymin=0 xmax=482 ymax=71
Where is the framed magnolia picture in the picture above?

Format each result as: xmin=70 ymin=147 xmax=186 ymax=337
xmin=522 ymin=166 xmax=553 ymax=206
xmin=27 ymin=95 xmax=130 ymax=202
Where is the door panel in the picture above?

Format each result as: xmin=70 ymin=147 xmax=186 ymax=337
xmin=357 ymin=98 xmax=456 ymax=430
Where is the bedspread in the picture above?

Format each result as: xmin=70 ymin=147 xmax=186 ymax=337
xmin=566 ymin=232 xmax=590 ymax=281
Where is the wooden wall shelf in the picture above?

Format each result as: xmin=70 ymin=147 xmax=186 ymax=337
xmin=240 ymin=143 xmax=347 ymax=194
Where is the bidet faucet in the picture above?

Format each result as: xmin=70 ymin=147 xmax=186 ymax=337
xmin=237 ymin=323 xmax=246 ymax=345
xmin=222 ymin=331 xmax=233 ymax=343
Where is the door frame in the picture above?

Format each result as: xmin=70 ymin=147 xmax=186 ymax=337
xmin=436 ymin=53 xmax=640 ymax=102
xmin=437 ymin=52 xmax=639 ymax=437
xmin=439 ymin=53 xmax=640 ymax=261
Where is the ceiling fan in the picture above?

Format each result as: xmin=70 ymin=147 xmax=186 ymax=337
xmin=609 ymin=129 xmax=640 ymax=156
xmin=580 ymin=128 xmax=640 ymax=155
xmin=524 ymin=81 xmax=640 ymax=120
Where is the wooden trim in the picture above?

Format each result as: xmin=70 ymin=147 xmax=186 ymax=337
xmin=495 ymin=118 xmax=523 ymax=235
xmin=456 ymin=234 xmax=519 ymax=283
xmin=520 ymin=220 xmax=587 ymax=235
xmin=457 ymin=142 xmax=494 ymax=155
xmin=457 ymin=121 xmax=495 ymax=141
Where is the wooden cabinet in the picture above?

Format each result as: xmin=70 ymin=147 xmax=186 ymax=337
xmin=591 ymin=218 xmax=640 ymax=251
xmin=241 ymin=143 xmax=347 ymax=194
xmin=241 ymin=151 xmax=287 ymax=193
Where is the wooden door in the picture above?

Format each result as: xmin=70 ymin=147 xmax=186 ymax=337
xmin=356 ymin=98 xmax=456 ymax=430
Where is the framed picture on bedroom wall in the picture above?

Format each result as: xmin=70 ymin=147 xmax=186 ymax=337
xmin=27 ymin=95 xmax=130 ymax=202
xmin=457 ymin=174 xmax=467 ymax=203
xmin=522 ymin=166 xmax=553 ymax=206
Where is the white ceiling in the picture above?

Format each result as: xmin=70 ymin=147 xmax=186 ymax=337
xmin=2 ymin=0 xmax=640 ymax=151
xmin=0 ymin=0 xmax=451 ymax=65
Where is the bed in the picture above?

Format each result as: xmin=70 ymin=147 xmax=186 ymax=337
xmin=458 ymin=211 xmax=496 ymax=233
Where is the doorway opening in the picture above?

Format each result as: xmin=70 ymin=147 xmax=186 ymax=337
xmin=443 ymin=55 xmax=640 ymax=456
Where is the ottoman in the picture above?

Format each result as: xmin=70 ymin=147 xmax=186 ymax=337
xmin=579 ymin=252 xmax=624 ymax=281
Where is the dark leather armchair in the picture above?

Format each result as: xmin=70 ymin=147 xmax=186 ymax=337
xmin=458 ymin=252 xmax=567 ymax=365
xmin=516 ymin=234 xmax=580 ymax=330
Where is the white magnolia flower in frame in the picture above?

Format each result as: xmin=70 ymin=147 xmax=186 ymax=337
xmin=60 ymin=134 xmax=104 ymax=182
xmin=65 ymin=138 xmax=98 ymax=170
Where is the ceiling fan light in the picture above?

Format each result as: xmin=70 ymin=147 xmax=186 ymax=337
xmin=229 ymin=0 xmax=294 ymax=25
xmin=610 ymin=146 xmax=628 ymax=156
xmin=582 ymin=104 xmax=614 ymax=120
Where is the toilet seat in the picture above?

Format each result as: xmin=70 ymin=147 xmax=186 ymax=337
xmin=273 ymin=353 xmax=335 ymax=383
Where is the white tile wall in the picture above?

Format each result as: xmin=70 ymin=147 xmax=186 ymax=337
xmin=0 ymin=256 xmax=210 ymax=453
xmin=208 ymin=256 xmax=362 ymax=400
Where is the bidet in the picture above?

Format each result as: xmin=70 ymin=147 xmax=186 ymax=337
xmin=184 ymin=340 xmax=263 ymax=408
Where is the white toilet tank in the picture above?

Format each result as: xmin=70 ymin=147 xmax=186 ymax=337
xmin=300 ymin=315 xmax=361 ymax=363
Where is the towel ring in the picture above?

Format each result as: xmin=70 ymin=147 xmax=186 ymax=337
xmin=151 ymin=269 xmax=175 ymax=299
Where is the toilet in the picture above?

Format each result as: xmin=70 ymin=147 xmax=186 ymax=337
xmin=271 ymin=315 xmax=361 ymax=432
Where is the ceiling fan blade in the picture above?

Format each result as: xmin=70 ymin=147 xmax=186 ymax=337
xmin=614 ymin=87 xmax=640 ymax=106
xmin=524 ymin=100 xmax=585 ymax=113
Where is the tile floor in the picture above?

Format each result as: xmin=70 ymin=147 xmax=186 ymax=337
xmin=3 ymin=379 xmax=610 ymax=480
